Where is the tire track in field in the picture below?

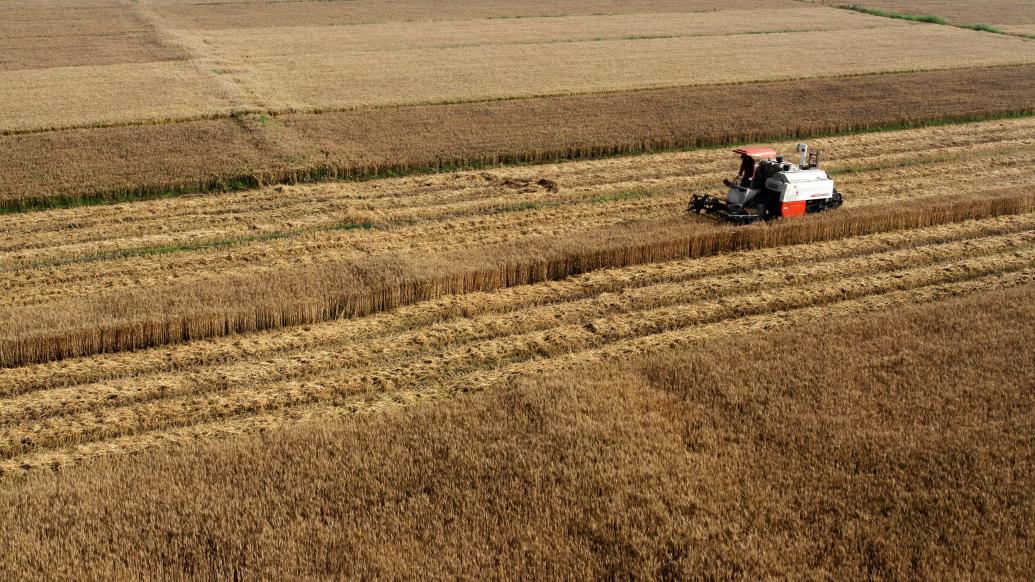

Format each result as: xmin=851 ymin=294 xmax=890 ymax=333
xmin=0 ymin=241 xmax=1030 ymax=464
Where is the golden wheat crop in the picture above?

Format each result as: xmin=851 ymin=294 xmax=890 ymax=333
xmin=3 ymin=118 xmax=1034 ymax=308
xmin=215 ymin=26 xmax=1035 ymax=112
xmin=145 ymin=0 xmax=795 ymax=29
xmin=7 ymin=0 xmax=1034 ymax=133
xmin=3 ymin=1 xmax=1032 ymax=576
xmin=4 ymin=64 xmax=1035 ymax=210
xmin=2 ymin=285 xmax=1030 ymax=578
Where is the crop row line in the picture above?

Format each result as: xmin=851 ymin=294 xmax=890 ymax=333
xmin=2 ymin=190 xmax=1032 ymax=368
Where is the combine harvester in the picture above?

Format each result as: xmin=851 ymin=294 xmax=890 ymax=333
xmin=689 ymin=143 xmax=843 ymax=224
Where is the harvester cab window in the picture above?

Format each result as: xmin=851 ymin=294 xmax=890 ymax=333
xmin=737 ymin=155 xmax=755 ymax=187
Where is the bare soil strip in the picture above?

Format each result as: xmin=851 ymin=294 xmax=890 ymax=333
xmin=4 ymin=65 xmax=1034 ymax=210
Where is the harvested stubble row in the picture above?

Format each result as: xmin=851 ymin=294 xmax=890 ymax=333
xmin=4 ymin=212 xmax=1030 ymax=397
xmin=4 ymin=65 xmax=1035 ymax=210
xmin=0 ymin=217 xmax=1031 ymax=472
xmin=3 ymin=117 xmax=1034 ymax=307
xmin=7 ymin=145 xmax=1034 ymax=307
xmin=1 ymin=189 xmax=1033 ymax=370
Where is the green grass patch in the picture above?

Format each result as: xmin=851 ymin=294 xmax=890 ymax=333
xmin=963 ymin=23 xmax=1005 ymax=34
xmin=333 ymin=220 xmax=375 ymax=231
xmin=495 ymin=201 xmax=541 ymax=213
xmin=590 ymin=190 xmax=654 ymax=204
xmin=839 ymin=5 xmax=946 ymax=24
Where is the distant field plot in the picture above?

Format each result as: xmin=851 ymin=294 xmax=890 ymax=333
xmin=196 ymin=8 xmax=890 ymax=55
xmin=5 ymin=1 xmax=1034 ymax=132
xmin=821 ymin=1 xmax=1035 ymax=33
xmin=0 ymin=0 xmax=186 ymax=71
xmin=0 ymin=62 xmax=241 ymax=132
xmin=197 ymin=23 xmax=1035 ymax=111
xmin=144 ymin=0 xmax=791 ymax=29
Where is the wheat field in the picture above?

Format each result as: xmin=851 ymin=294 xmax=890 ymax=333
xmin=5 ymin=1 xmax=1035 ymax=132
xmin=2 ymin=118 xmax=1035 ymax=467
xmin=2 ymin=0 xmax=1034 ymax=577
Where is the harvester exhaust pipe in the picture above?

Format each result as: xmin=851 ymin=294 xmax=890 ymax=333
xmin=797 ymin=143 xmax=808 ymax=168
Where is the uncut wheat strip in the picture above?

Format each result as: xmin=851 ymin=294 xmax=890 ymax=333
xmin=4 ymin=255 xmax=1030 ymax=463
xmin=1 ymin=248 xmax=1029 ymax=459
xmin=4 ymin=212 xmax=1030 ymax=396
xmin=5 ymin=149 xmax=1035 ymax=309
xmin=2 ymin=189 xmax=1032 ymax=369
xmin=5 ymin=228 xmax=1028 ymax=423
xmin=3 ymin=116 xmax=1032 ymax=260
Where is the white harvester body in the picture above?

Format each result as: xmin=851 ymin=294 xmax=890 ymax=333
xmin=689 ymin=143 xmax=843 ymax=224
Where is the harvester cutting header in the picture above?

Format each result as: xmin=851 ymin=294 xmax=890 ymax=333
xmin=689 ymin=143 xmax=842 ymax=224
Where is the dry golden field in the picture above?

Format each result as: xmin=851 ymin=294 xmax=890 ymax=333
xmin=2 ymin=0 xmax=1034 ymax=577
xmin=1 ymin=288 xmax=1032 ymax=578
xmin=4 ymin=0 xmax=1035 ymax=132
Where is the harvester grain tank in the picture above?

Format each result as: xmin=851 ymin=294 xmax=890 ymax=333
xmin=688 ymin=143 xmax=843 ymax=224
